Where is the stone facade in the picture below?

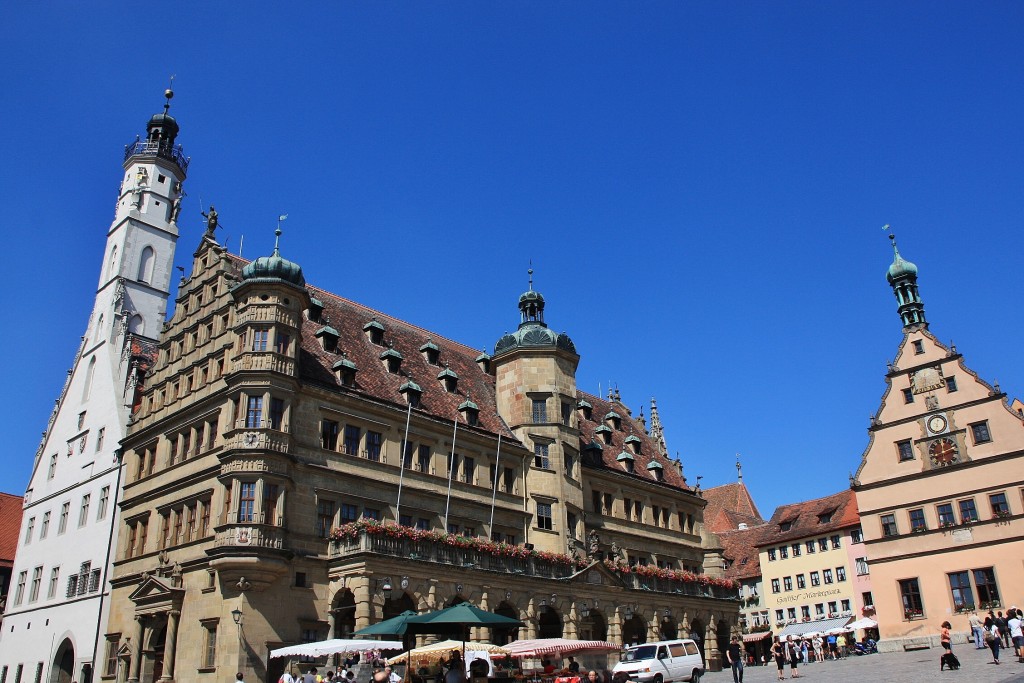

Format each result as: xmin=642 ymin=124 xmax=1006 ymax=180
xmin=100 ymin=220 xmax=739 ymax=681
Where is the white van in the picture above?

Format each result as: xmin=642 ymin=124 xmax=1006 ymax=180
xmin=612 ymin=639 xmax=704 ymax=683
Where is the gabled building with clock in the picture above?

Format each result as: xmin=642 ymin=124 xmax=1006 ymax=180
xmin=851 ymin=233 xmax=1024 ymax=649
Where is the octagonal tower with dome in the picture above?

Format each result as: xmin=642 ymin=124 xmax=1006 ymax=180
xmin=492 ymin=270 xmax=583 ymax=554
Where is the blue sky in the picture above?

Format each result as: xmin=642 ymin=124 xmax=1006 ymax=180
xmin=2 ymin=2 xmax=1022 ymax=517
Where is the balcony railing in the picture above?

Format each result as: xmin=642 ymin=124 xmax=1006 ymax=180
xmin=124 ymin=139 xmax=190 ymax=172
xmin=330 ymin=531 xmax=738 ymax=601
xmin=215 ymin=524 xmax=285 ymax=549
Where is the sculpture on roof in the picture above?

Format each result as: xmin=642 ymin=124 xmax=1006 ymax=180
xmin=201 ymin=205 xmax=218 ymax=236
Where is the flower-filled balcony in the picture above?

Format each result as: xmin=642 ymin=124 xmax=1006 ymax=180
xmin=328 ymin=520 xmax=738 ymax=600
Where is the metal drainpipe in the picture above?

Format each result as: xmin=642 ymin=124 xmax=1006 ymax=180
xmin=89 ymin=447 xmax=126 ymax=680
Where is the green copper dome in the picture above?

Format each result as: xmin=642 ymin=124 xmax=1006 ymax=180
xmin=886 ymin=252 xmax=918 ymax=283
xmin=241 ymin=229 xmax=305 ymax=287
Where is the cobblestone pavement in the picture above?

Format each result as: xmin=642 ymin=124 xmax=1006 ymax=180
xmin=703 ymin=645 xmax=1024 ymax=683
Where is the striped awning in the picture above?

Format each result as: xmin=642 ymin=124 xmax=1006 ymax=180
xmin=777 ymin=616 xmax=852 ymax=639
xmin=742 ymin=632 xmax=772 ymax=644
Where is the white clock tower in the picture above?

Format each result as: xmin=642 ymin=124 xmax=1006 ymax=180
xmin=0 ymin=89 xmax=187 ymax=683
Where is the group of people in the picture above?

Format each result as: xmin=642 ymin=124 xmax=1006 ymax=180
xmin=961 ymin=607 xmax=1024 ymax=666
xmin=280 ymin=668 xmax=362 ymax=683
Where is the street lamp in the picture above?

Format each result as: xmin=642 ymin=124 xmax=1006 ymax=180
xmin=379 ymin=577 xmax=393 ymax=599
xmin=231 ymin=609 xmax=243 ymax=625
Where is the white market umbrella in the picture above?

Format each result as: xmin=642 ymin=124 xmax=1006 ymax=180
xmin=387 ymin=640 xmax=509 ymax=666
xmin=846 ymin=618 xmax=878 ymax=630
xmin=271 ymin=638 xmax=404 ymax=659
xmin=503 ymin=639 xmax=621 ymax=658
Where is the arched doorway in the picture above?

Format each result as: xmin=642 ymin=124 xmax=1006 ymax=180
xmin=538 ymin=606 xmax=562 ymax=639
xmin=492 ymin=602 xmax=520 ymax=645
xmin=579 ymin=610 xmax=607 ymax=641
xmin=660 ymin=616 xmax=678 ymax=640
xmin=621 ymin=614 xmax=647 ymax=645
xmin=688 ymin=619 xmax=705 ymax=666
xmin=332 ymin=590 xmax=356 ymax=638
xmin=146 ymin=622 xmax=166 ymax=682
xmin=51 ymin=639 xmax=74 ymax=683
xmin=384 ymin=592 xmax=418 ymax=651
xmin=716 ymin=619 xmax=731 ymax=666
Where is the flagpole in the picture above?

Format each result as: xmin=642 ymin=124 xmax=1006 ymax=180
xmin=443 ymin=416 xmax=459 ymax=532
xmin=395 ymin=399 xmax=414 ymax=522
xmin=487 ymin=433 xmax=503 ymax=539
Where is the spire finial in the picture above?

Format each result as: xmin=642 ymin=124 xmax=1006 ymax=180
xmin=528 ymin=263 xmax=534 ymax=291
xmin=884 ymin=224 xmax=901 ymax=257
xmin=164 ymin=75 xmax=176 ymax=114
xmin=736 ymin=453 xmax=743 ymax=482
xmin=273 ymin=214 xmax=288 ymax=256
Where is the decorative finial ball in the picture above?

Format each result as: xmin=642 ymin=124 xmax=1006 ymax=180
xmin=528 ymin=268 xmax=533 ymax=276
xmin=165 ymin=89 xmax=174 ymax=101
xmin=275 ymin=228 xmax=282 ymax=237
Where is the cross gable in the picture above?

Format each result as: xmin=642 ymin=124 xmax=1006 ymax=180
xmin=561 ymin=560 xmax=625 ymax=587
xmin=128 ymin=574 xmax=184 ymax=613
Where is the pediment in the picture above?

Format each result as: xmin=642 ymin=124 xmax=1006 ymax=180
xmin=128 ymin=574 xmax=184 ymax=611
xmin=562 ymin=561 xmax=625 ymax=587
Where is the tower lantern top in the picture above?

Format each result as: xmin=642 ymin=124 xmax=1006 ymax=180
xmin=124 ymin=84 xmax=188 ymax=173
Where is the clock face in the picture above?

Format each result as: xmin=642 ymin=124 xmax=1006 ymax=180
xmin=928 ymin=438 xmax=958 ymax=464
xmin=927 ymin=414 xmax=948 ymax=434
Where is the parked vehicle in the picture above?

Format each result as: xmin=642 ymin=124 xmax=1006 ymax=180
xmin=613 ymin=639 xmax=704 ymax=683
xmin=853 ymin=639 xmax=878 ymax=656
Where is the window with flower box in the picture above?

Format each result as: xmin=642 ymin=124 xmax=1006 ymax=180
xmin=899 ymin=578 xmax=924 ymax=619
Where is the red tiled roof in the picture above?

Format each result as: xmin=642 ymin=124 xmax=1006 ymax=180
xmin=719 ymin=523 xmax=771 ymax=581
xmin=702 ymin=482 xmax=764 ymax=533
xmin=221 ymin=254 xmax=517 ymax=442
xmin=757 ymin=489 xmax=860 ymax=547
xmin=576 ymin=392 xmax=689 ymax=491
xmin=0 ymin=492 xmax=23 ymax=567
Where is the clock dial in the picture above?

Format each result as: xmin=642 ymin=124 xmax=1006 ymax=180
xmin=927 ymin=415 xmax=947 ymax=434
xmin=928 ymin=438 xmax=958 ymax=465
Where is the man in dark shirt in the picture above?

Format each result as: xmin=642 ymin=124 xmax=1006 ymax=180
xmin=726 ymin=636 xmax=744 ymax=683
xmin=567 ymin=658 xmax=580 ymax=674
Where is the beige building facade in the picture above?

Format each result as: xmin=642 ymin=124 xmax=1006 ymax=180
xmin=100 ymin=219 xmax=739 ymax=683
xmin=852 ymin=234 xmax=1024 ymax=649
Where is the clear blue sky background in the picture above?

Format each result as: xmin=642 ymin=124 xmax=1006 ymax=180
xmin=2 ymin=2 xmax=1022 ymax=518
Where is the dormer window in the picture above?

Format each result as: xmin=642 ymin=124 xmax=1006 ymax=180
xmin=647 ymin=460 xmax=664 ymax=481
xmin=315 ymin=324 xmax=339 ymax=353
xmin=437 ymin=364 xmax=458 ymax=393
xmin=420 ymin=339 xmax=440 ymax=365
xmin=624 ymin=434 xmax=642 ymax=455
xmin=333 ymin=354 xmax=357 ymax=387
xmin=399 ymin=380 xmax=422 ymax=408
xmin=818 ymin=510 xmax=835 ymax=524
xmin=475 ymin=352 xmax=491 ymax=374
xmin=780 ymin=521 xmax=793 ymax=532
xmin=577 ymin=399 xmax=592 ymax=420
xmin=605 ymin=411 xmax=622 ymax=430
xmin=617 ymin=451 xmax=635 ymax=474
xmin=308 ymin=297 xmax=324 ymax=323
xmin=594 ymin=424 xmax=613 ymax=445
xmin=458 ymin=396 xmax=479 ymax=426
xmin=363 ymin=318 xmax=385 ymax=345
xmin=380 ymin=345 xmax=403 ymax=373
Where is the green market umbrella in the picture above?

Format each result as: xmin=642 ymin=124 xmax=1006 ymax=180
xmin=354 ymin=610 xmax=420 ymax=636
xmin=404 ymin=602 xmax=524 ymax=638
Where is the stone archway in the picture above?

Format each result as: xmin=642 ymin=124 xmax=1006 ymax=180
xmin=492 ymin=602 xmax=520 ymax=645
xmin=622 ymin=615 xmax=647 ymax=645
xmin=145 ymin=621 xmax=166 ymax=683
xmin=688 ymin=618 xmax=705 ymax=666
xmin=332 ymin=589 xmax=357 ymax=638
xmin=660 ymin=616 xmax=678 ymax=640
xmin=51 ymin=638 xmax=75 ymax=683
xmin=579 ymin=610 xmax=607 ymax=642
xmin=715 ymin=619 xmax=731 ymax=668
xmin=385 ymin=592 xmax=418 ymax=651
xmin=538 ymin=606 xmax=562 ymax=639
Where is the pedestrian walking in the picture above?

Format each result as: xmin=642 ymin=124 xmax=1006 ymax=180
xmin=726 ymin=636 xmax=744 ymax=683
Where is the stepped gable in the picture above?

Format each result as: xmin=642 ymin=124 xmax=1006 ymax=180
xmin=719 ymin=523 xmax=770 ymax=581
xmin=760 ymin=489 xmax=860 ymax=546
xmin=576 ymin=390 xmax=688 ymax=490
xmin=702 ymin=482 xmax=765 ymax=534
xmin=0 ymin=492 xmax=23 ymax=572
